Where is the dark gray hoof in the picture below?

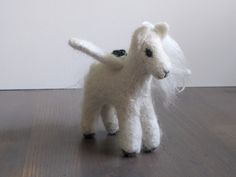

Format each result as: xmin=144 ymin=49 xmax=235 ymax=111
xmin=107 ymin=130 xmax=118 ymax=136
xmin=83 ymin=133 xmax=95 ymax=139
xmin=122 ymin=149 xmax=137 ymax=157
xmin=142 ymin=147 xmax=157 ymax=153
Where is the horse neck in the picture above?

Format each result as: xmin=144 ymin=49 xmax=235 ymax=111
xmin=122 ymin=55 xmax=152 ymax=95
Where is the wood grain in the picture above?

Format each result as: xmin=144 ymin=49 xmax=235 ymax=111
xmin=0 ymin=88 xmax=235 ymax=177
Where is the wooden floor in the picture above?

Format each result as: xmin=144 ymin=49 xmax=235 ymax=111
xmin=0 ymin=88 xmax=235 ymax=177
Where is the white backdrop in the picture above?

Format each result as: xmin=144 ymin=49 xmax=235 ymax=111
xmin=0 ymin=0 xmax=235 ymax=89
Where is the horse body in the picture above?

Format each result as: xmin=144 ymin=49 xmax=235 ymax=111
xmin=82 ymin=57 xmax=155 ymax=153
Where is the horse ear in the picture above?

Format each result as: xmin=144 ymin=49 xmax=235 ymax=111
xmin=142 ymin=21 xmax=154 ymax=28
xmin=155 ymin=22 xmax=169 ymax=39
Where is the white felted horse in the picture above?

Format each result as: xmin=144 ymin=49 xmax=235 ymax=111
xmin=69 ymin=22 xmax=191 ymax=157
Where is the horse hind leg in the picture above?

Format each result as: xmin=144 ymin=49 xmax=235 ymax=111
xmin=101 ymin=104 xmax=119 ymax=135
xmin=80 ymin=98 xmax=101 ymax=139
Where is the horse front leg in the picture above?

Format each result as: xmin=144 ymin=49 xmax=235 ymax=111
xmin=140 ymin=98 xmax=161 ymax=152
xmin=116 ymin=102 xmax=142 ymax=157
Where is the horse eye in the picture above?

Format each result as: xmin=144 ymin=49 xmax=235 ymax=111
xmin=145 ymin=48 xmax=153 ymax=57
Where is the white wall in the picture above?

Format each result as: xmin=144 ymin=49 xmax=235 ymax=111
xmin=0 ymin=0 xmax=235 ymax=89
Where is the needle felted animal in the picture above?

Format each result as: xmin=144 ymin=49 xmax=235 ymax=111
xmin=69 ymin=22 xmax=191 ymax=157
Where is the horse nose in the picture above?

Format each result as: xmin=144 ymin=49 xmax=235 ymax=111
xmin=163 ymin=70 xmax=170 ymax=78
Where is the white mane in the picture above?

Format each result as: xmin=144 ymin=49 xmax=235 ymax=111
xmin=152 ymin=34 xmax=191 ymax=106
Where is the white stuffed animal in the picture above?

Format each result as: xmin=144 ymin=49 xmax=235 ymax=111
xmin=69 ymin=22 xmax=190 ymax=157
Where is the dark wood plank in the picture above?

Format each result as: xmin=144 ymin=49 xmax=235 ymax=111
xmin=0 ymin=88 xmax=235 ymax=177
